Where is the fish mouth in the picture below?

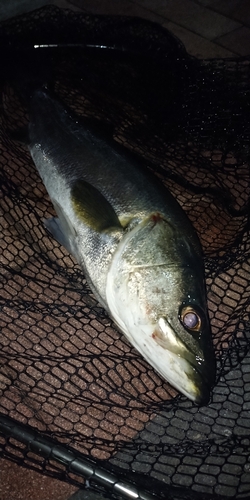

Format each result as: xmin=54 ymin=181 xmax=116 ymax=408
xmin=184 ymin=346 xmax=216 ymax=406
xmin=185 ymin=360 xmax=215 ymax=405
xmin=113 ymin=315 xmax=216 ymax=405
xmin=193 ymin=381 xmax=212 ymax=406
xmin=152 ymin=319 xmax=216 ymax=406
xmin=162 ymin=354 xmax=215 ymax=406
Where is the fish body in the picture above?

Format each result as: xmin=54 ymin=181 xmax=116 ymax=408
xmin=27 ymin=89 xmax=216 ymax=404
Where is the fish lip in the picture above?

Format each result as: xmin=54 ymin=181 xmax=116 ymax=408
xmin=194 ymin=387 xmax=211 ymax=406
xmin=192 ymin=377 xmax=213 ymax=406
xmin=188 ymin=356 xmax=216 ymax=406
xmin=168 ymin=358 xmax=214 ymax=406
xmin=152 ymin=319 xmax=216 ymax=404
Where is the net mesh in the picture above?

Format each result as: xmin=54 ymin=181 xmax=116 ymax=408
xmin=0 ymin=5 xmax=250 ymax=499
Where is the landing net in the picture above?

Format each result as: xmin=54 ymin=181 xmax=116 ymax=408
xmin=0 ymin=6 xmax=250 ymax=499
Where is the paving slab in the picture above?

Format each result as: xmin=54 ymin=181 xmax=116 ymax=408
xmin=206 ymin=0 xmax=250 ymax=27
xmin=163 ymin=21 xmax=236 ymax=58
xmin=0 ymin=0 xmax=82 ymax=21
xmin=215 ymin=25 xmax=250 ymax=56
xmin=0 ymin=458 xmax=78 ymax=500
xmin=0 ymin=0 xmax=46 ymax=20
xmin=68 ymin=0 xmax=164 ymax=23
xmin=133 ymin=0 xmax=241 ymax=40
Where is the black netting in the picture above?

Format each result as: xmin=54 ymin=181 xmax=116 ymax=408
xmin=0 ymin=5 xmax=250 ymax=500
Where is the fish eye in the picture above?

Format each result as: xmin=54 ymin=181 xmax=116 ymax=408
xmin=180 ymin=306 xmax=201 ymax=332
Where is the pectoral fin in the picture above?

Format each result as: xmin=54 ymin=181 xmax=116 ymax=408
xmin=44 ymin=200 xmax=78 ymax=259
xmin=44 ymin=217 xmax=74 ymax=256
xmin=71 ymin=179 xmax=122 ymax=232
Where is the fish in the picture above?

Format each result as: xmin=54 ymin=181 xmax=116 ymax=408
xmin=25 ymin=88 xmax=216 ymax=405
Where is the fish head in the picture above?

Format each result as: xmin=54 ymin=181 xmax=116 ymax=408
xmin=151 ymin=296 xmax=216 ymax=405
xmin=106 ymin=213 xmax=216 ymax=405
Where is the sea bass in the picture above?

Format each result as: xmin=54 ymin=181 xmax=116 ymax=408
xmin=27 ymin=88 xmax=216 ymax=405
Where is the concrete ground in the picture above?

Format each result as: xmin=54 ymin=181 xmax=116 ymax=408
xmin=0 ymin=1 xmax=250 ymax=499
